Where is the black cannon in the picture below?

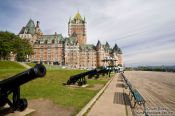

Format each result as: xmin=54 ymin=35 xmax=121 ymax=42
xmin=96 ymin=67 xmax=111 ymax=77
xmin=66 ymin=67 xmax=112 ymax=86
xmin=67 ymin=69 xmax=97 ymax=86
xmin=0 ymin=64 xmax=46 ymax=112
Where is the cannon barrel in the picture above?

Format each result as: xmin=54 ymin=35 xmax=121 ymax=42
xmin=0 ymin=64 xmax=46 ymax=90
xmin=0 ymin=64 xmax=46 ymax=112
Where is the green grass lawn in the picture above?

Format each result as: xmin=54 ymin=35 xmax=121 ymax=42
xmin=0 ymin=61 xmax=25 ymax=79
xmin=0 ymin=61 xmax=25 ymax=69
xmin=0 ymin=61 xmax=112 ymax=115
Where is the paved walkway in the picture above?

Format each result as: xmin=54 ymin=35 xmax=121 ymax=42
xmin=17 ymin=62 xmax=31 ymax=69
xmin=87 ymin=73 xmax=132 ymax=116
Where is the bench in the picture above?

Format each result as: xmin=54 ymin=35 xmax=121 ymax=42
xmin=126 ymin=81 xmax=132 ymax=93
xmin=121 ymin=73 xmax=147 ymax=115
xmin=121 ymin=73 xmax=129 ymax=88
xmin=130 ymin=89 xmax=145 ymax=107
xmin=127 ymin=82 xmax=147 ymax=115
xmin=124 ymin=79 xmax=145 ymax=108
xmin=121 ymin=73 xmax=127 ymax=82
xmin=130 ymin=89 xmax=148 ymax=116
xmin=131 ymin=89 xmax=145 ymax=107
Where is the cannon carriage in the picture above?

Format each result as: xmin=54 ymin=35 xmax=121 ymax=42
xmin=0 ymin=64 xmax=46 ymax=112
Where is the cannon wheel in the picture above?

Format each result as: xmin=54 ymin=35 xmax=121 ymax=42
xmin=0 ymin=91 xmax=7 ymax=107
xmin=78 ymin=81 xmax=83 ymax=86
xmin=17 ymin=98 xmax=28 ymax=111
xmin=0 ymin=98 xmax=7 ymax=107
xmin=67 ymin=80 xmax=71 ymax=85
xmin=83 ymin=80 xmax=87 ymax=84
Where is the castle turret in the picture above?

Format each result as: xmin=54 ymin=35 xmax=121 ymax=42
xmin=112 ymin=43 xmax=123 ymax=66
xmin=106 ymin=41 xmax=110 ymax=47
xmin=18 ymin=19 xmax=43 ymax=44
xmin=35 ymin=21 xmax=42 ymax=36
xmin=96 ymin=40 xmax=105 ymax=67
xmin=18 ymin=19 xmax=35 ymax=43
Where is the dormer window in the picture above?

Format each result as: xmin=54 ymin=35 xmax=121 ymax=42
xmin=52 ymin=40 xmax=55 ymax=44
xmin=24 ymin=28 xmax=28 ymax=34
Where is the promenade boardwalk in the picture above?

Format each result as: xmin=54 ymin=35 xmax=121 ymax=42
xmin=87 ymin=74 xmax=132 ymax=116
xmin=125 ymin=71 xmax=175 ymax=116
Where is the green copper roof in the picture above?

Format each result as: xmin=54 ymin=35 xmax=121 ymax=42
xmin=35 ymin=34 xmax=64 ymax=44
xmin=73 ymin=12 xmax=83 ymax=20
xmin=70 ymin=12 xmax=85 ymax=24
xmin=80 ymin=44 xmax=95 ymax=51
xmin=26 ymin=19 xmax=35 ymax=35
xmin=65 ymin=36 xmax=77 ymax=45
xmin=26 ymin=19 xmax=35 ymax=28
xmin=19 ymin=19 xmax=36 ymax=35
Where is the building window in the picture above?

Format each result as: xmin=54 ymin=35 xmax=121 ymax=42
xmin=40 ymin=49 xmax=43 ymax=59
xmin=47 ymin=48 xmax=51 ymax=61
xmin=52 ymin=40 xmax=55 ymax=44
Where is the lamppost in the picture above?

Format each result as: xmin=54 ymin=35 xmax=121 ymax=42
xmin=102 ymin=56 xmax=117 ymax=67
xmin=102 ymin=56 xmax=118 ymax=75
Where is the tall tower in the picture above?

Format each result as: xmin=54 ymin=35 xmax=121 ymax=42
xmin=68 ymin=12 xmax=86 ymax=45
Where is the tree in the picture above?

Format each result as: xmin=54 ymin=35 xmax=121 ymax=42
xmin=0 ymin=31 xmax=15 ymax=60
xmin=0 ymin=31 xmax=33 ymax=61
xmin=14 ymin=39 xmax=33 ymax=61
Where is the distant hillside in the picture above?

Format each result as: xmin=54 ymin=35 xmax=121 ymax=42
xmin=0 ymin=61 xmax=25 ymax=69
xmin=165 ymin=65 xmax=175 ymax=69
xmin=125 ymin=65 xmax=175 ymax=72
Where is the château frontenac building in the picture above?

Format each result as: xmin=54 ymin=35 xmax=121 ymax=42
xmin=19 ymin=12 xmax=123 ymax=69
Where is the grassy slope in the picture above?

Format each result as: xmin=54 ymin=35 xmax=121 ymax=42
xmin=0 ymin=61 xmax=25 ymax=79
xmin=0 ymin=61 xmax=25 ymax=69
xmin=0 ymin=61 xmax=111 ymax=114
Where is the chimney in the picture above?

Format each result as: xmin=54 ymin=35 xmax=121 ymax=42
xmin=36 ymin=21 xmax=40 ymax=27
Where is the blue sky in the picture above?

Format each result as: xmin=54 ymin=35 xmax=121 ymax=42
xmin=0 ymin=0 xmax=175 ymax=66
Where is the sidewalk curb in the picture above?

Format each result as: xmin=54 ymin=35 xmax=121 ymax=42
xmin=76 ymin=74 xmax=116 ymax=116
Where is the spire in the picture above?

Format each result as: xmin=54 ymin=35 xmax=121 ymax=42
xmin=113 ymin=43 xmax=119 ymax=50
xmin=70 ymin=12 xmax=85 ymax=24
xmin=96 ymin=40 xmax=101 ymax=50
xmin=73 ymin=11 xmax=83 ymax=20
xmin=23 ymin=19 xmax=35 ymax=35
xmin=112 ymin=43 xmax=119 ymax=53
xmin=105 ymin=41 xmax=110 ymax=48
xmin=118 ymin=48 xmax=123 ymax=54
xmin=26 ymin=19 xmax=35 ymax=28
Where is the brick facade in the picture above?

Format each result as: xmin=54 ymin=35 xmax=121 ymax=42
xmin=18 ymin=12 xmax=123 ymax=69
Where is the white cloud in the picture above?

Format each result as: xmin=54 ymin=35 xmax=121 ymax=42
xmin=0 ymin=0 xmax=175 ymax=66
